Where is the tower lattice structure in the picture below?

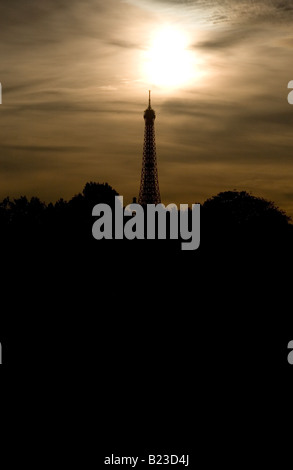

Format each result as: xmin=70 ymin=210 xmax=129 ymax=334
xmin=138 ymin=91 xmax=161 ymax=205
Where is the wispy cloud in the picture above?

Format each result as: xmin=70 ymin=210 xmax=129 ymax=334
xmin=98 ymin=85 xmax=118 ymax=91
xmin=126 ymin=0 xmax=293 ymax=24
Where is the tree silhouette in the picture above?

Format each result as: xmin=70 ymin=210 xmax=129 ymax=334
xmin=200 ymin=190 xmax=292 ymax=260
xmin=0 ymin=185 xmax=292 ymax=260
xmin=203 ymin=190 xmax=290 ymax=227
xmin=82 ymin=182 xmax=118 ymax=206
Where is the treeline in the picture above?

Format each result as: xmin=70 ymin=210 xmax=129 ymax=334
xmin=0 ymin=181 xmax=292 ymax=259
xmin=0 ymin=182 xmax=118 ymax=243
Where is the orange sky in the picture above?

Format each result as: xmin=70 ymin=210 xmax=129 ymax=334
xmin=1 ymin=0 xmax=293 ymax=216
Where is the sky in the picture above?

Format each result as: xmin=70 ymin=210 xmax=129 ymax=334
xmin=1 ymin=0 xmax=293 ymax=215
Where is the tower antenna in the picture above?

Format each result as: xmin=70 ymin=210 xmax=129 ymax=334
xmin=149 ymin=90 xmax=151 ymax=108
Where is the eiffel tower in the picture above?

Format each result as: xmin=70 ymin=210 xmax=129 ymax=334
xmin=138 ymin=91 xmax=161 ymax=205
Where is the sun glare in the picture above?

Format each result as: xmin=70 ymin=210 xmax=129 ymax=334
xmin=143 ymin=26 xmax=196 ymax=89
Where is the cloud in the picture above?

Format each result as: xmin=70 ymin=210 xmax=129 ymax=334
xmin=98 ymin=86 xmax=118 ymax=91
xmin=125 ymin=0 xmax=293 ymax=24
xmin=194 ymin=27 xmax=257 ymax=49
xmin=107 ymin=39 xmax=143 ymax=50
xmin=0 ymin=144 xmax=85 ymax=153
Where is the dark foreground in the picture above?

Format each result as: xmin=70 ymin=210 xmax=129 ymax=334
xmin=1 ymin=187 xmax=291 ymax=464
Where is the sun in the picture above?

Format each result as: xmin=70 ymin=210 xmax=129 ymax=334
xmin=143 ymin=26 xmax=196 ymax=89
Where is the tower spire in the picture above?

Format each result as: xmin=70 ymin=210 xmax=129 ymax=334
xmin=138 ymin=92 xmax=161 ymax=205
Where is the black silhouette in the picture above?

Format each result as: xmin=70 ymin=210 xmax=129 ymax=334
xmin=1 ymin=182 xmax=292 ymax=408
xmin=1 ymin=185 xmax=292 ymax=259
